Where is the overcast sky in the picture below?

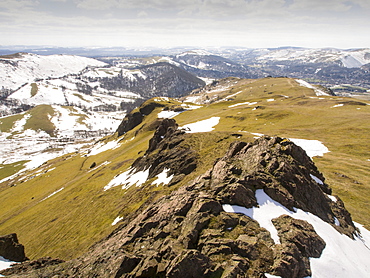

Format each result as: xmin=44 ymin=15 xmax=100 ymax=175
xmin=1 ymin=0 xmax=369 ymax=49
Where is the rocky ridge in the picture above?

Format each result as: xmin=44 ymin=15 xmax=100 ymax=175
xmin=4 ymin=119 xmax=359 ymax=278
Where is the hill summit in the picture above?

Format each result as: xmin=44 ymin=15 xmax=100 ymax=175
xmin=2 ymin=117 xmax=369 ymax=277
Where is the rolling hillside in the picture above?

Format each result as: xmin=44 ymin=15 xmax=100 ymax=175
xmin=0 ymin=77 xmax=369 ymax=277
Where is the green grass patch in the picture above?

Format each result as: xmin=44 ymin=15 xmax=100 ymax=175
xmin=0 ymin=161 xmax=27 ymax=182
xmin=30 ymin=83 xmax=38 ymax=97
xmin=24 ymin=105 xmax=56 ymax=136
xmin=0 ymin=114 xmax=24 ymax=133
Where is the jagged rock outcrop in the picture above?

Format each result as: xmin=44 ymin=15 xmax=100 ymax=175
xmin=131 ymin=118 xmax=197 ymax=183
xmin=270 ymin=215 xmax=326 ymax=277
xmin=208 ymin=138 xmax=356 ymax=237
xmin=0 ymin=233 xmax=27 ymax=262
xmin=116 ymin=101 xmax=165 ymax=137
xmin=10 ymin=121 xmax=357 ymax=278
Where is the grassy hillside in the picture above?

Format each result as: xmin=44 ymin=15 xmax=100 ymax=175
xmin=0 ymin=104 xmax=56 ymax=137
xmin=0 ymin=77 xmax=369 ymax=261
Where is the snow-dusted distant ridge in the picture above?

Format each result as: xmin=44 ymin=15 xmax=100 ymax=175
xmin=0 ymin=52 xmax=107 ymax=90
xmin=255 ymin=48 xmax=370 ymax=68
xmin=176 ymin=49 xmax=214 ymax=57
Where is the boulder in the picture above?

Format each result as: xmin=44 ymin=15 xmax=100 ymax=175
xmin=0 ymin=233 xmax=27 ymax=262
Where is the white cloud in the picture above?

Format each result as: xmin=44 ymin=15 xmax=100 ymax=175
xmin=75 ymin=0 xmax=118 ymax=10
xmin=0 ymin=0 xmax=39 ymax=10
xmin=137 ymin=10 xmax=148 ymax=17
xmin=351 ymin=0 xmax=370 ymax=9
xmin=288 ymin=0 xmax=352 ymax=12
xmin=0 ymin=0 xmax=369 ymax=48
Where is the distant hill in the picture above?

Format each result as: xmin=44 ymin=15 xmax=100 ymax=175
xmin=0 ymin=52 xmax=107 ymax=91
xmin=99 ymin=47 xmax=370 ymax=98
xmin=1 ymin=53 xmax=204 ymax=116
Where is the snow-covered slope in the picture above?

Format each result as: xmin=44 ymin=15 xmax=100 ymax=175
xmin=4 ymin=61 xmax=204 ymax=113
xmin=254 ymin=48 xmax=370 ymax=68
xmin=0 ymin=53 xmax=107 ymax=91
xmin=0 ymin=105 xmax=125 ymax=177
xmin=7 ymin=77 xmax=140 ymax=109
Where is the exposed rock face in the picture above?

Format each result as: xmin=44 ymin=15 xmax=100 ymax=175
xmin=12 ymin=122 xmax=357 ymax=278
xmin=116 ymin=100 xmax=165 ymax=136
xmin=209 ymin=138 xmax=356 ymax=237
xmin=131 ymin=118 xmax=197 ymax=183
xmin=270 ymin=215 xmax=326 ymax=277
xmin=0 ymin=233 xmax=27 ymax=262
xmin=0 ymin=257 xmax=64 ymax=276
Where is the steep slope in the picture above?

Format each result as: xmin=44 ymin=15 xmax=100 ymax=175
xmin=0 ymin=78 xmax=369 ymax=275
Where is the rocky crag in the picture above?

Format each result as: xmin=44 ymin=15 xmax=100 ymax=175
xmin=1 ymin=119 xmax=359 ymax=277
xmin=0 ymin=233 xmax=28 ymax=262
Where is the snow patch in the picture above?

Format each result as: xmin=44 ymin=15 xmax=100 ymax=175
xmin=334 ymin=217 xmax=340 ymax=226
xmin=183 ymin=96 xmax=202 ymax=104
xmin=267 ymin=99 xmax=275 ymax=102
xmin=327 ymin=194 xmax=337 ymax=203
xmin=198 ymin=77 xmax=215 ymax=85
xmin=158 ymin=104 xmax=202 ymax=119
xmin=88 ymin=140 xmax=121 ymax=156
xmin=11 ymin=114 xmax=30 ymax=133
xmin=0 ymin=256 xmax=17 ymax=273
xmin=0 ymin=53 xmax=106 ymax=91
xmin=225 ymin=90 xmax=243 ymax=100
xmin=181 ymin=117 xmax=220 ymax=133
xmin=229 ymin=101 xmax=258 ymax=108
xmin=310 ymin=174 xmax=323 ymax=185
xmin=223 ymin=189 xmax=370 ymax=278
xmin=157 ymin=110 xmax=182 ymax=119
xmin=223 ymin=190 xmax=291 ymax=244
xmin=296 ymin=79 xmax=329 ymax=96
xmin=154 ymin=97 xmax=170 ymax=102
xmin=289 ymin=138 xmax=329 ymax=158
xmin=105 ymin=167 xmax=150 ymax=191
xmin=152 ymin=168 xmax=173 ymax=186
xmin=331 ymin=104 xmax=344 ymax=108
xmin=181 ymin=103 xmax=202 ymax=110
xmin=112 ymin=216 xmax=123 ymax=226
xmin=41 ymin=187 xmax=64 ymax=202
xmin=251 ymin=132 xmax=264 ymax=138
xmin=265 ymin=274 xmax=281 ymax=278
